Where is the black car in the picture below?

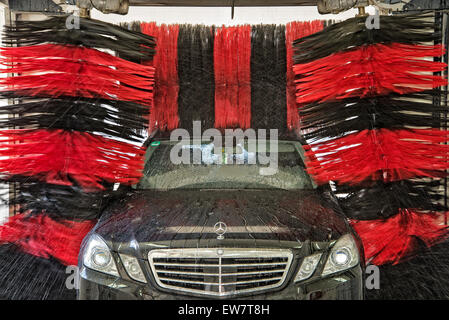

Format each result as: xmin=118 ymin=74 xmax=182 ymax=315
xmin=78 ymin=135 xmax=364 ymax=300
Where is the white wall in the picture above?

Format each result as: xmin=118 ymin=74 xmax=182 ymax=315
xmin=92 ymin=5 xmax=375 ymax=25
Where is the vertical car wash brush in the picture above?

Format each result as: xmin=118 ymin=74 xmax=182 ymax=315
xmin=0 ymin=15 xmax=155 ymax=299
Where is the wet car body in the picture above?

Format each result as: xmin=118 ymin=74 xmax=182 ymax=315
xmin=78 ymin=137 xmax=365 ymax=300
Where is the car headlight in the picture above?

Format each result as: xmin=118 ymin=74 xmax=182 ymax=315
xmin=120 ymin=253 xmax=147 ymax=283
xmin=294 ymin=252 xmax=322 ymax=282
xmin=82 ymin=234 xmax=119 ymax=277
xmin=322 ymin=234 xmax=359 ymax=276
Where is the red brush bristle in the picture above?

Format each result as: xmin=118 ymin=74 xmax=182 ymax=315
xmin=294 ymin=43 xmax=447 ymax=104
xmin=214 ymin=26 xmax=251 ymax=129
xmin=305 ymin=128 xmax=449 ymax=185
xmin=0 ymin=129 xmax=146 ymax=190
xmin=237 ymin=26 xmax=252 ymax=130
xmin=0 ymin=214 xmax=95 ymax=266
xmin=285 ymin=20 xmax=324 ymax=130
xmin=214 ymin=27 xmax=225 ymax=128
xmin=0 ymin=44 xmax=155 ymax=106
xmin=351 ymin=209 xmax=449 ymax=265
xmin=141 ymin=23 xmax=180 ymax=131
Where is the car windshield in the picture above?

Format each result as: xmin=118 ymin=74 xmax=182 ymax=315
xmin=137 ymin=139 xmax=315 ymax=191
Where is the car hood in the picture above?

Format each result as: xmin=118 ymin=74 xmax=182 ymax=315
xmin=94 ymin=189 xmax=350 ymax=249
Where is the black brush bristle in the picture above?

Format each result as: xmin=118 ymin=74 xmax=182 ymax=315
xmin=251 ymin=24 xmax=287 ymax=132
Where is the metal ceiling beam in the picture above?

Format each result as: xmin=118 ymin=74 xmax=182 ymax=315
xmin=129 ymin=0 xmax=318 ymax=6
xmin=3 ymin=0 xmax=63 ymax=13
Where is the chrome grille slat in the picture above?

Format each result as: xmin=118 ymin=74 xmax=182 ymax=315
xmin=158 ymin=276 xmax=284 ymax=286
xmin=153 ymin=262 xmax=288 ymax=267
xmin=158 ymin=277 xmax=221 ymax=286
xmin=156 ymin=269 xmax=286 ymax=276
xmin=148 ymin=248 xmax=293 ymax=297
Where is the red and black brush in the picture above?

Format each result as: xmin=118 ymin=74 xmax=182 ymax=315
xmin=293 ymin=11 xmax=449 ymax=298
xmin=286 ymin=20 xmax=324 ymax=130
xmin=141 ymin=22 xmax=180 ymax=132
xmin=135 ymin=21 xmax=326 ymax=135
xmin=0 ymin=15 xmax=155 ymax=300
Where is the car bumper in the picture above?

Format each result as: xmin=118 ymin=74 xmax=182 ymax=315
xmin=77 ymin=265 xmax=364 ymax=300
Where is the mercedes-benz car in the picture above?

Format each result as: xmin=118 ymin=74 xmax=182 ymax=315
xmin=77 ymin=134 xmax=364 ymax=300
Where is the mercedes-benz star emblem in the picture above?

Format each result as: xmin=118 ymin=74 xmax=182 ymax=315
xmin=214 ymin=221 xmax=227 ymax=240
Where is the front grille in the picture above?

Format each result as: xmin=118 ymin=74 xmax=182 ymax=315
xmin=148 ymin=248 xmax=293 ymax=297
